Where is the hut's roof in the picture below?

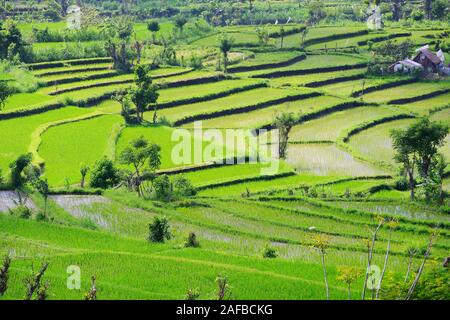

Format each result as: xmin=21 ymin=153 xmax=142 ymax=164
xmin=414 ymin=48 xmax=442 ymax=65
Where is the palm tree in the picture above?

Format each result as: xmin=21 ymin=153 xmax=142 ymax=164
xmin=218 ymin=34 xmax=234 ymax=73
xmin=147 ymin=20 xmax=160 ymax=44
xmin=274 ymin=112 xmax=298 ymax=159
xmin=301 ymin=27 xmax=309 ymax=47
xmin=311 ymin=234 xmax=330 ymax=300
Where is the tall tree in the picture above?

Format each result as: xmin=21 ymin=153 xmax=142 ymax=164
xmin=274 ymin=112 xmax=298 ymax=159
xmin=409 ymin=118 xmax=448 ymax=179
xmin=0 ymin=81 xmax=12 ymax=110
xmin=391 ymin=129 xmax=417 ymax=200
xmin=119 ymin=136 xmax=161 ymax=197
xmin=129 ymin=66 xmax=159 ymax=122
xmin=147 ymin=20 xmax=160 ymax=44
xmin=218 ymin=33 xmax=234 ymax=73
xmin=424 ymin=0 xmax=432 ymax=19
xmin=175 ymin=16 xmax=188 ymax=33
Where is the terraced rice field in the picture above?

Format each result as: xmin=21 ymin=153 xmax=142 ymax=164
xmin=1 ymin=19 xmax=449 ymax=301
xmin=39 ymin=114 xmax=124 ymax=185
xmin=289 ymin=105 xmax=401 ymax=142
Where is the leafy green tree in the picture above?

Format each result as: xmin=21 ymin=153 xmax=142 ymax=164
xmin=218 ymin=33 xmax=234 ymax=73
xmin=0 ymin=81 xmax=12 ymax=110
xmin=392 ymin=119 xmax=448 ymax=201
xmin=274 ymin=112 xmax=298 ymax=159
xmin=175 ymin=16 xmax=188 ymax=33
xmin=391 ymin=128 xmax=417 ymax=200
xmin=373 ymin=39 xmax=414 ymax=63
xmin=147 ymin=20 xmax=160 ymax=43
xmin=79 ymin=164 xmax=90 ymax=189
xmin=173 ymin=175 xmax=197 ymax=197
xmin=255 ymin=26 xmax=269 ymax=46
xmin=33 ymin=178 xmax=49 ymax=217
xmin=337 ymin=267 xmax=360 ymax=300
xmin=89 ymin=158 xmax=119 ymax=189
xmin=153 ymin=174 xmax=172 ymax=201
xmin=0 ymin=20 xmax=25 ymax=61
xmin=9 ymin=153 xmax=32 ymax=188
xmin=129 ymin=65 xmax=159 ymax=122
xmin=103 ymin=16 xmax=134 ymax=71
xmin=431 ymin=0 xmax=449 ymax=20
xmin=148 ymin=216 xmax=171 ymax=243
xmin=307 ymin=1 xmax=327 ymax=25
xmin=119 ymin=136 xmax=161 ymax=197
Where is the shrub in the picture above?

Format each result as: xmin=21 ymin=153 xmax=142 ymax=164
xmin=9 ymin=153 xmax=33 ymax=188
xmin=153 ymin=174 xmax=172 ymax=201
xmin=9 ymin=205 xmax=32 ymax=219
xmin=262 ymin=245 xmax=278 ymax=258
xmin=89 ymin=158 xmax=119 ymax=189
xmin=184 ymin=232 xmax=200 ymax=248
xmin=173 ymin=175 xmax=197 ymax=197
xmin=185 ymin=288 xmax=200 ymax=300
xmin=394 ymin=177 xmax=409 ymax=191
xmin=148 ymin=217 xmax=171 ymax=243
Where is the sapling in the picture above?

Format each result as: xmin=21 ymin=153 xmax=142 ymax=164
xmin=376 ymin=218 xmax=398 ymax=299
xmin=362 ymin=216 xmax=384 ymax=300
xmin=185 ymin=288 xmax=200 ymax=300
xmin=311 ymin=234 xmax=330 ymax=300
xmin=84 ymin=276 xmax=97 ymax=300
xmin=405 ymin=230 xmax=438 ymax=300
xmin=337 ymin=267 xmax=360 ymax=300
xmin=404 ymin=247 xmax=419 ymax=284
xmin=0 ymin=254 xmax=11 ymax=296
xmin=24 ymin=262 xmax=49 ymax=300
xmin=216 ymin=275 xmax=231 ymax=300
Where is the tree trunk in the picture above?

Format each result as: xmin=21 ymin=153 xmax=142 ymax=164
xmin=362 ymin=221 xmax=383 ymax=300
xmin=223 ymin=52 xmax=228 ymax=73
xmin=376 ymin=230 xmax=392 ymax=299
xmin=321 ymin=250 xmax=329 ymax=300
xmin=408 ymin=167 xmax=415 ymax=200
xmin=405 ymin=233 xmax=435 ymax=300
xmin=404 ymin=254 xmax=413 ymax=284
